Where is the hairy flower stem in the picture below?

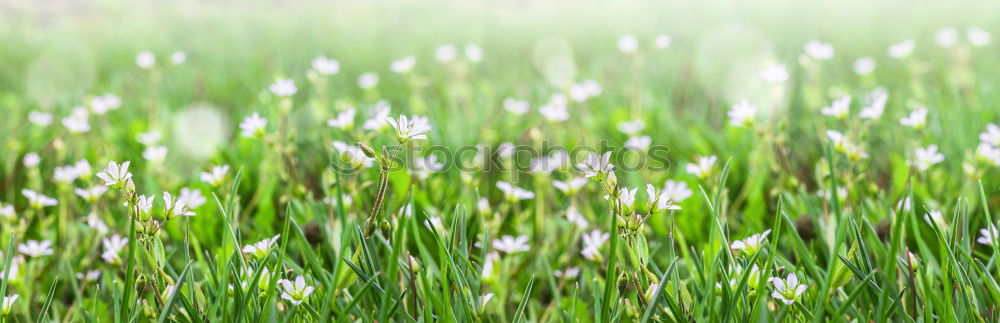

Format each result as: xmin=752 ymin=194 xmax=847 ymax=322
xmin=363 ymin=146 xmax=400 ymax=238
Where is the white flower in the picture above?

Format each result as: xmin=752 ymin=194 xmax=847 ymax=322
xmin=0 ymin=203 xmax=14 ymax=220
xmin=619 ymin=187 xmax=638 ymax=210
xmin=142 ymin=146 xmax=168 ymax=163
xmin=22 ymin=189 xmax=57 ymax=208
xmin=77 ymin=270 xmax=101 ymax=281
xmin=968 ymin=27 xmax=992 ymax=47
xmin=935 ymin=28 xmax=959 ymax=47
xmin=577 ymin=152 xmax=614 ymax=178
xmin=357 ymin=72 xmax=379 ymax=89
xmin=859 ymin=88 xmax=888 ymax=120
xmin=647 ymin=184 xmax=681 ymax=212
xmin=821 ymin=95 xmax=851 ymax=119
xmin=503 ymin=98 xmax=530 ymax=115
xmin=553 ymin=177 xmax=588 ymax=195
xmin=0 ymin=256 xmax=20 ymax=282
xmin=538 ymin=99 xmax=569 ymax=121
xmin=311 ymin=56 xmax=341 ymax=75
xmin=758 ymin=64 xmax=789 ymax=83
xmin=853 ymin=57 xmax=876 ymax=75
xmin=163 ymin=192 xmax=195 ymax=217
xmin=492 ymin=235 xmax=530 ymax=253
xmin=22 ymin=153 xmax=40 ymax=168
xmin=425 ymin=216 xmax=444 ymax=232
xmin=390 ymin=56 xmax=416 ymax=73
xmin=18 ymin=240 xmax=53 ymax=257
xmin=976 ymin=143 xmax=1000 ymax=166
xmin=686 ymin=156 xmax=717 ymax=179
xmin=362 ymin=101 xmax=391 ymax=131
xmin=728 ymin=100 xmax=757 ymax=127
xmin=731 ymin=230 xmax=771 ymax=256
xmin=496 ymin=181 xmax=535 ymax=201
xmin=162 ymin=285 xmax=176 ymax=300
xmin=201 ymin=165 xmax=230 ymax=186
xmin=90 ymin=93 xmax=121 ymax=114
xmin=137 ymin=194 xmax=154 ymax=216
xmin=269 ymin=78 xmax=297 ymax=97
xmin=625 ymin=136 xmax=651 ymax=151
xmin=477 ymin=198 xmax=491 ymax=214
xmin=481 ymin=252 xmax=499 ymax=280
xmin=826 ymin=130 xmax=868 ymax=160
xmin=332 ymin=141 xmax=374 ymax=169
xmin=136 ymin=51 xmax=155 ymax=68
xmin=465 ymin=43 xmax=483 ymax=62
xmin=564 ymin=205 xmax=588 ymax=228
xmin=804 ymin=39 xmax=834 ymax=60
xmin=74 ymin=185 xmax=108 ymax=202
xmin=240 ymin=112 xmax=267 ymax=138
xmin=179 ymin=188 xmax=206 ymax=209
xmin=977 ymin=225 xmax=998 ymax=246
xmin=326 ymin=108 xmax=355 ymax=129
xmin=137 ymin=131 xmax=162 ymax=146
xmin=663 ymin=180 xmax=693 ymax=203
xmin=581 ymin=229 xmax=609 ymax=260
xmin=897 ymin=196 xmax=912 ymax=212
xmin=888 ymin=39 xmax=915 ymax=58
xmin=923 ymin=210 xmax=945 ymax=228
xmin=617 ymin=35 xmax=638 ymax=53
xmin=101 ymin=234 xmax=128 ymax=265
xmin=28 ymin=111 xmax=54 ymax=126
xmin=910 ymin=144 xmax=945 ymax=171
xmin=53 ymin=165 xmax=81 ymax=184
xmin=62 ymin=108 xmax=91 ymax=133
xmin=899 ymin=108 xmax=928 ymax=129
xmin=242 ymin=235 xmax=280 ymax=259
xmin=171 ymin=51 xmax=186 ymax=64
xmin=554 ymin=267 xmax=581 ymax=279
xmin=387 ymin=115 xmax=432 ymax=142
xmin=279 ymin=276 xmax=315 ymax=306
xmin=86 ymin=213 xmax=109 ymax=234
xmin=818 ymin=187 xmax=848 ymax=201
xmin=979 ymin=124 xmax=1000 ymax=147
xmin=569 ymin=80 xmax=602 ymax=102
xmin=2 ymin=295 xmax=18 ymax=315
xmin=618 ymin=119 xmax=645 ymax=134
xmin=654 ymin=35 xmax=672 ymax=49
xmin=413 ymin=154 xmax=444 ymax=179
xmin=435 ymin=44 xmax=457 ymax=62
xmin=769 ymin=273 xmax=807 ymax=305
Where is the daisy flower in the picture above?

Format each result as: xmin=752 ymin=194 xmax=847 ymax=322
xmin=387 ymin=115 xmax=432 ymax=142
xmin=769 ymin=273 xmax=807 ymax=305
xmin=279 ymin=276 xmax=315 ymax=306
xmin=577 ymin=152 xmax=614 ymax=179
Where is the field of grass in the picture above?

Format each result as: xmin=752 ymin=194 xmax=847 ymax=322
xmin=2 ymin=0 xmax=1000 ymax=321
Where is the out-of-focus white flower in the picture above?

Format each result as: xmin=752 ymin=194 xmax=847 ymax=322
xmin=968 ymin=27 xmax=992 ymax=47
xmin=686 ymin=156 xmax=717 ymax=179
xmin=269 ymin=78 xmax=297 ymax=97
xmin=564 ymin=205 xmax=588 ymax=228
xmin=28 ymin=110 xmax=54 ymax=126
xmin=618 ymin=119 xmax=645 ymax=134
xmin=413 ymin=154 xmax=444 ymax=179
xmin=143 ymin=146 xmax=168 ymax=163
xmin=728 ymin=100 xmax=757 ymax=127
xmin=647 ymin=184 xmax=681 ymax=212
xmin=768 ymin=273 xmax=807 ymax=305
xmin=62 ymin=107 xmax=91 ymax=133
xmin=23 ymin=153 xmax=40 ymax=168
xmin=978 ymin=225 xmax=998 ymax=246
xmin=818 ymin=187 xmax=848 ymax=201
xmin=0 ymin=203 xmax=14 ymax=220
xmin=242 ymin=235 xmax=280 ymax=260
xmin=577 ymin=152 xmax=614 ymax=179
xmin=357 ymin=72 xmax=379 ymax=89
xmin=663 ymin=180 xmax=693 ymax=203
xmin=923 ymin=210 xmax=946 ymax=228
xmin=897 ymin=196 xmax=912 ymax=212
xmin=387 ymin=115 xmax=432 ymax=142
xmin=136 ymin=51 xmax=155 ymax=69
xmin=859 ymin=88 xmax=888 ymax=120
xmin=163 ymin=192 xmax=195 ymax=217
xmin=22 ymin=189 xmax=57 ymax=209
xmin=0 ymin=255 xmax=20 ymax=282
xmin=18 ymin=240 xmax=53 ymax=257
xmin=654 ymin=34 xmax=672 ymax=49
xmin=619 ymin=186 xmax=638 ymax=210
xmin=909 ymin=144 xmax=945 ymax=171
xmin=758 ymin=64 xmax=789 ymax=83
xmin=326 ymin=108 xmax=355 ymax=129
xmin=53 ymin=165 xmax=81 ymax=184
xmin=538 ymin=94 xmax=569 ymax=121
xmin=503 ymin=98 xmax=530 ymax=115
xmin=137 ymin=195 xmax=154 ymax=216
xmin=77 ymin=270 xmax=100 ymax=281
xmin=90 ymin=94 xmax=121 ymax=115
xmin=804 ymin=39 xmax=834 ymax=60
xmin=101 ymin=234 xmax=128 ymax=265
xmin=465 ymin=43 xmax=483 ymax=62
xmin=617 ymin=35 xmax=638 ymax=53
xmin=240 ymin=112 xmax=267 ymax=138
xmin=493 ymin=235 xmax=530 ymax=253
xmin=481 ymin=252 xmax=499 ymax=280
xmin=899 ymin=108 xmax=928 ymax=129
xmin=311 ymin=56 xmax=341 ymax=75
xmin=477 ymin=198 xmax=491 ymax=214
xmin=554 ymin=267 xmax=581 ymax=279
xmin=821 ymin=95 xmax=851 ymax=119
xmin=888 ymin=40 xmax=915 ymax=58
xmin=279 ymin=276 xmax=315 ymax=306
xmin=332 ymin=141 xmax=374 ymax=169
xmin=391 ymin=56 xmax=417 ymax=73
xmin=362 ymin=101 xmax=391 ymax=131
xmin=497 ymin=181 xmax=535 ymax=201
xmin=74 ymin=185 xmax=108 ymax=202
xmin=171 ymin=51 xmax=186 ymax=64
xmin=731 ymin=230 xmax=770 ymax=256
xmin=86 ymin=213 xmax=109 ymax=234
xmin=976 ymin=143 xmax=1000 ymax=166
xmin=853 ymin=57 xmax=876 ymax=75
xmin=935 ymin=28 xmax=959 ymax=47
xmin=200 ymin=165 xmax=230 ymax=187
xmin=179 ymin=187 xmax=206 ymax=209
xmin=569 ymin=80 xmax=601 ymax=102
xmin=581 ymin=229 xmax=609 ymax=261
xmin=136 ymin=131 xmax=162 ymax=146
xmin=2 ymin=294 xmax=18 ymax=315
xmin=625 ymin=136 xmax=651 ymax=151
xmin=435 ymin=44 xmax=457 ymax=62
xmin=979 ymin=124 xmax=1000 ymax=147
xmin=826 ymin=130 xmax=868 ymax=160
xmin=553 ymin=177 xmax=588 ymax=195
